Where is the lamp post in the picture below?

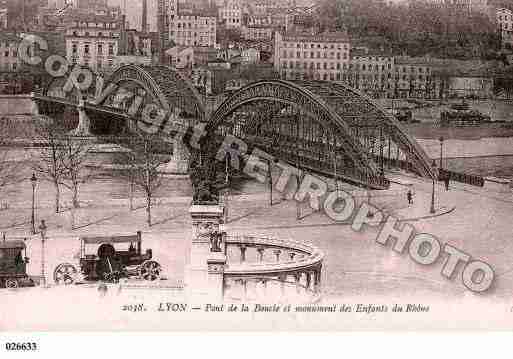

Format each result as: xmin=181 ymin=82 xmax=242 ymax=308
xmin=30 ymin=173 xmax=37 ymax=234
xmin=430 ymin=160 xmax=437 ymax=214
xmin=39 ymin=220 xmax=47 ymax=287
xmin=439 ymin=136 xmax=444 ymax=170
xmin=267 ymin=157 xmax=280 ymax=206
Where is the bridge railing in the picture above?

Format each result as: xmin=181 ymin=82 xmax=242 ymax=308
xmin=222 ymin=235 xmax=324 ymax=302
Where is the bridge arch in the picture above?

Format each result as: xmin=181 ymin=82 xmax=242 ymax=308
xmin=101 ymin=64 xmax=205 ymax=119
xmin=206 ymin=80 xmax=434 ymax=189
xmin=36 ymin=64 xmax=205 ymax=137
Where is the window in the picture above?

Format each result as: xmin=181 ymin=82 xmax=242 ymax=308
xmin=84 ymin=44 xmax=89 ymax=54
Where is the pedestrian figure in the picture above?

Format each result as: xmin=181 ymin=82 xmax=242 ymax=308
xmin=98 ymin=282 xmax=108 ymax=297
xmin=445 ymin=177 xmax=450 ymax=191
xmin=407 ymin=189 xmax=413 ymax=205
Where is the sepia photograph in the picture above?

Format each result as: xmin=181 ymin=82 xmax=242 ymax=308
xmin=1 ymin=0 xmax=513 ymax=346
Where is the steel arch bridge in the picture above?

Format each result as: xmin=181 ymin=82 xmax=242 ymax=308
xmin=34 ymin=64 xmax=205 ymax=135
xmin=33 ymin=65 xmax=434 ymax=190
xmin=205 ymin=80 xmax=435 ymax=189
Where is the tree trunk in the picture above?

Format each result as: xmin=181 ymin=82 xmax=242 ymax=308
xmin=54 ymin=180 xmax=60 ymax=213
xmin=146 ymin=194 xmax=151 ymax=226
xmin=129 ymin=175 xmax=134 ymax=211
xmin=72 ymin=182 xmax=80 ymax=209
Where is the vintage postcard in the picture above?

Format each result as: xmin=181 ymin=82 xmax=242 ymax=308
xmin=1 ymin=0 xmax=513 ymax=338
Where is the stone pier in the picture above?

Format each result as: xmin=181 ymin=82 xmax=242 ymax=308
xmin=30 ymin=92 xmax=39 ymax=116
xmin=163 ymin=137 xmax=191 ymax=174
xmin=71 ymin=98 xmax=92 ymax=136
xmin=186 ymin=204 xmax=226 ymax=302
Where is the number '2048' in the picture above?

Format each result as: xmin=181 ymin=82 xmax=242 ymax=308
xmin=5 ymin=342 xmax=38 ymax=351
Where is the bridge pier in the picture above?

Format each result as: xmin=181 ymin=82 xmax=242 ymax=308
xmin=186 ymin=204 xmax=226 ymax=302
xmin=70 ymin=99 xmax=92 ymax=136
xmin=163 ymin=137 xmax=190 ymax=174
xmin=30 ymin=92 xmax=39 ymax=116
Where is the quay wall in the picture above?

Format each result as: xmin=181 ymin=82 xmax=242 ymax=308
xmin=0 ymin=95 xmax=33 ymax=116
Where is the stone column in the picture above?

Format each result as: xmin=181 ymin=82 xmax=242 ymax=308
xmin=306 ymin=272 xmax=311 ymax=291
xmin=256 ymin=247 xmax=265 ymax=262
xmin=294 ymin=273 xmax=301 ymax=294
xmin=239 ymin=245 xmax=247 ymax=263
xmin=273 ymin=249 xmax=282 ymax=262
xmin=187 ymin=204 xmax=226 ymax=302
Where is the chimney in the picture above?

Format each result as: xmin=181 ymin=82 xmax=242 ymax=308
xmin=142 ymin=0 xmax=147 ymax=33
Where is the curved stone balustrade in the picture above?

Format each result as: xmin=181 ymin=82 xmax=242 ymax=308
xmin=222 ymin=235 xmax=324 ymax=301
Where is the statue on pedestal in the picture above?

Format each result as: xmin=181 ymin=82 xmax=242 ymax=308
xmin=189 ymin=153 xmax=220 ymax=205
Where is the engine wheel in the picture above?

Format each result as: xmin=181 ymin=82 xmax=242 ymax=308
xmin=5 ymin=278 xmax=19 ymax=289
xmin=53 ymin=263 xmax=78 ymax=285
xmin=139 ymin=260 xmax=161 ymax=281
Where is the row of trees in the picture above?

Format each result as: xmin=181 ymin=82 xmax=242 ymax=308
xmin=315 ymin=0 xmax=499 ymax=60
xmin=31 ymin=117 xmax=167 ymax=226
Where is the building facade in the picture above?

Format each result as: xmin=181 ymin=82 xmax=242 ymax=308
xmin=242 ymin=25 xmax=273 ymax=41
xmin=348 ymin=51 xmax=396 ymax=98
xmin=168 ymin=0 xmax=217 ymax=47
xmin=219 ymin=0 xmax=242 ymax=28
xmin=65 ymin=15 xmax=121 ymax=72
xmin=497 ymin=8 xmax=513 ymax=49
xmin=274 ymin=31 xmax=351 ymax=81
xmin=392 ymin=57 xmax=435 ymax=98
xmin=0 ymin=7 xmax=7 ymax=29
xmin=0 ymin=33 xmax=20 ymax=73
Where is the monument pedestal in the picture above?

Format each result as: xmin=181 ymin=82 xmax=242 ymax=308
xmin=186 ymin=204 xmax=226 ymax=302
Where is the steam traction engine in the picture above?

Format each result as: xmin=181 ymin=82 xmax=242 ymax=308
xmin=53 ymin=232 xmax=162 ymax=285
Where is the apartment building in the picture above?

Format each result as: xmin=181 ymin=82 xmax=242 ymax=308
xmin=219 ymin=0 xmax=242 ymax=28
xmin=393 ymin=56 xmax=435 ymax=98
xmin=168 ymin=0 xmax=217 ymax=47
xmin=242 ymin=25 xmax=273 ymax=41
xmin=0 ymin=33 xmax=20 ymax=73
xmin=274 ymin=30 xmax=351 ymax=81
xmin=497 ymin=8 xmax=513 ymax=49
xmin=0 ymin=7 xmax=7 ymax=29
xmin=65 ymin=14 xmax=121 ymax=71
xmin=348 ymin=50 xmax=396 ymax=98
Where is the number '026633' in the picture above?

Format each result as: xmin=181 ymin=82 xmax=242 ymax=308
xmin=5 ymin=342 xmax=38 ymax=351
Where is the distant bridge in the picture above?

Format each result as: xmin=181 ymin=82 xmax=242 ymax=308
xmin=32 ymin=64 xmax=435 ymax=189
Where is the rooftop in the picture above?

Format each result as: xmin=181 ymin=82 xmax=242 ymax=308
xmin=280 ymin=30 xmax=350 ymax=42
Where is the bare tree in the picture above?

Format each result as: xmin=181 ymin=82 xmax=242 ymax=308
xmin=117 ymin=132 xmax=168 ymax=226
xmin=0 ymin=148 xmax=24 ymax=190
xmin=0 ymin=117 xmax=29 ymax=193
xmin=33 ymin=117 xmax=92 ymax=212
xmin=33 ymin=117 xmax=66 ymax=213
xmin=59 ymin=136 xmax=92 ymax=209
